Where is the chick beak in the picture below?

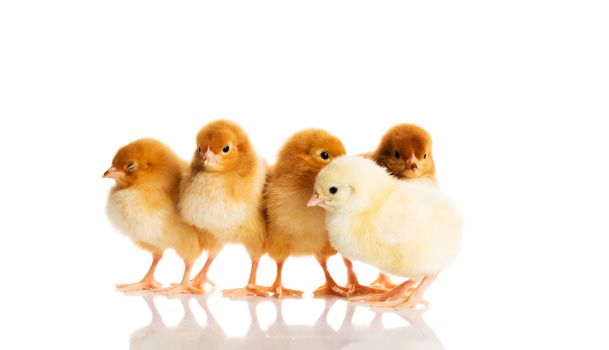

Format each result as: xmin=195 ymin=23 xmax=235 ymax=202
xmin=203 ymin=148 xmax=218 ymax=167
xmin=307 ymin=192 xmax=326 ymax=207
xmin=407 ymin=155 xmax=419 ymax=172
xmin=103 ymin=166 xmax=122 ymax=179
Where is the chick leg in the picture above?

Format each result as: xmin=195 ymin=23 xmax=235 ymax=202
xmin=222 ymin=257 xmax=270 ymax=298
xmin=264 ymin=260 xmax=304 ymax=298
xmin=159 ymin=259 xmax=203 ymax=295
xmin=370 ymin=272 xmax=397 ymax=289
xmin=190 ymin=253 xmax=217 ymax=289
xmin=367 ymin=274 xmax=437 ymax=309
xmin=313 ymin=255 xmax=349 ymax=298
xmin=350 ymin=279 xmax=416 ymax=303
xmin=116 ymin=252 xmax=163 ymax=292
xmin=342 ymin=257 xmax=387 ymax=296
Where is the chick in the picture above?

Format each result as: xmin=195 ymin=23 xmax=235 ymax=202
xmin=179 ymin=120 xmax=267 ymax=297
xmin=264 ymin=129 xmax=365 ymax=297
xmin=308 ymin=156 xmax=462 ymax=309
xmin=104 ymin=138 xmax=220 ymax=294
xmin=369 ymin=123 xmax=436 ymax=182
xmin=365 ymin=123 xmax=437 ymax=288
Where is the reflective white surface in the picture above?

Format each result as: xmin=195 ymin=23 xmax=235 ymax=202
xmin=128 ymin=294 xmax=443 ymax=350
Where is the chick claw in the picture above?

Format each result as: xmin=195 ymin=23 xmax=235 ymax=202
xmin=346 ymin=283 xmax=388 ymax=297
xmin=313 ymin=283 xmax=350 ymax=298
xmin=350 ymin=281 xmax=415 ymax=303
xmin=116 ymin=280 xmax=162 ymax=292
xmin=159 ymin=283 xmax=204 ymax=296
xmin=273 ymin=287 xmax=304 ymax=298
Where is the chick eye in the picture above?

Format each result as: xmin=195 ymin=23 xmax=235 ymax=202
xmin=222 ymin=145 xmax=230 ymax=153
xmin=320 ymin=151 xmax=330 ymax=160
xmin=329 ymin=186 xmax=338 ymax=195
xmin=198 ymin=146 xmax=203 ymax=156
xmin=125 ymin=161 xmax=138 ymax=172
xmin=424 ymin=153 xmax=427 ymax=159
xmin=394 ymin=151 xmax=400 ymax=159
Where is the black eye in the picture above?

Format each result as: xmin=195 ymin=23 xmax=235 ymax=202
xmin=198 ymin=146 xmax=202 ymax=154
xmin=329 ymin=186 xmax=338 ymax=194
xmin=394 ymin=151 xmax=400 ymax=159
xmin=320 ymin=151 xmax=329 ymax=160
xmin=222 ymin=145 xmax=230 ymax=153
xmin=424 ymin=153 xmax=427 ymax=159
xmin=126 ymin=162 xmax=137 ymax=172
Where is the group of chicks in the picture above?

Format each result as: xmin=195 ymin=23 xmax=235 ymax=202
xmin=104 ymin=121 xmax=462 ymax=309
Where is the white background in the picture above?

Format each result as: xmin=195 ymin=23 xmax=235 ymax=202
xmin=1 ymin=1 xmax=608 ymax=349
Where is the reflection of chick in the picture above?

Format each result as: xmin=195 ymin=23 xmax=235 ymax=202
xmin=130 ymin=296 xmax=202 ymax=350
xmin=309 ymin=157 xmax=462 ymax=309
xmin=105 ymin=139 xmax=218 ymax=294
xmin=264 ymin=129 xmax=350 ymax=297
xmin=366 ymin=124 xmax=437 ymax=288
xmin=179 ymin=120 xmax=267 ymax=297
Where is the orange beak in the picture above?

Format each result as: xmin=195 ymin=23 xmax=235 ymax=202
xmin=103 ymin=166 xmax=123 ymax=180
xmin=307 ymin=192 xmax=326 ymax=207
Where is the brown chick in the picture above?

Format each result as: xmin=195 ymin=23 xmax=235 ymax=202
xmin=365 ymin=123 xmax=437 ymax=289
xmin=104 ymin=138 xmax=221 ymax=294
xmin=179 ymin=120 xmax=268 ymax=297
xmin=264 ymin=129 xmax=384 ymax=298
xmin=369 ymin=123 xmax=436 ymax=182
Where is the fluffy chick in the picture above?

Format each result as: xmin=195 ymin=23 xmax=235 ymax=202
xmin=105 ymin=138 xmax=220 ymax=294
xmin=365 ymin=123 xmax=437 ymax=288
xmin=369 ymin=123 xmax=436 ymax=182
xmin=308 ymin=156 xmax=462 ymax=309
xmin=264 ymin=129 xmax=358 ymax=297
xmin=179 ymin=120 xmax=267 ymax=297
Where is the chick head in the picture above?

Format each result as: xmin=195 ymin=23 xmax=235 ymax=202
xmin=276 ymin=129 xmax=346 ymax=183
xmin=192 ymin=119 xmax=254 ymax=174
xmin=374 ymin=124 xmax=434 ymax=179
xmin=103 ymin=138 xmax=179 ymax=188
xmin=308 ymin=156 xmax=391 ymax=213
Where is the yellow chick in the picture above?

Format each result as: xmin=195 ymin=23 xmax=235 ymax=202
xmin=104 ymin=138 xmax=220 ymax=294
xmin=365 ymin=123 xmax=437 ymax=288
xmin=308 ymin=156 xmax=462 ymax=309
xmin=179 ymin=120 xmax=268 ymax=297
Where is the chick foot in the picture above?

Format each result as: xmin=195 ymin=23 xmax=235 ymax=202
xmin=159 ymin=282 xmax=204 ymax=296
xmin=116 ymin=279 xmax=162 ymax=292
xmin=370 ymin=273 xmax=397 ymax=289
xmin=261 ymin=261 xmax=304 ymax=298
xmin=158 ymin=260 xmax=203 ymax=295
xmin=341 ymin=257 xmax=387 ymax=296
xmin=190 ymin=277 xmax=216 ymax=290
xmin=262 ymin=285 xmax=304 ymax=298
xmin=346 ymin=283 xmax=387 ymax=297
xmin=222 ymin=284 xmax=270 ymax=298
xmin=313 ymin=282 xmax=349 ymax=298
xmin=314 ymin=255 xmax=349 ymax=298
xmin=350 ymin=280 xmax=416 ymax=303
xmin=190 ymin=254 xmax=217 ymax=289
xmin=362 ymin=274 xmax=436 ymax=310
xmin=272 ymin=286 xmax=304 ymax=298
xmin=116 ymin=252 xmax=163 ymax=292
